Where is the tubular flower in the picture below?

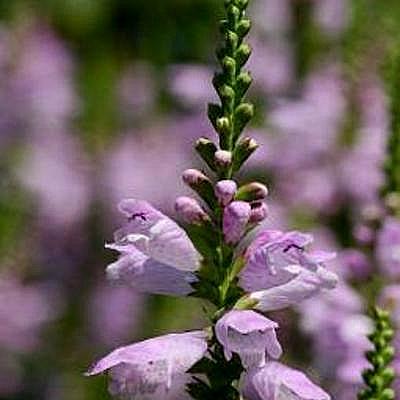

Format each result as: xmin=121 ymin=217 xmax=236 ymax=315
xmin=215 ymin=310 xmax=282 ymax=369
xmin=241 ymin=361 xmax=331 ymax=400
xmin=106 ymin=199 xmax=201 ymax=295
xmin=239 ymin=230 xmax=337 ymax=310
xmin=86 ymin=331 xmax=208 ymax=400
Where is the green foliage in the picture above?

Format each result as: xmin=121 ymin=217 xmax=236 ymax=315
xmin=358 ymin=307 xmax=396 ymax=400
xmin=187 ymin=342 xmax=243 ymax=400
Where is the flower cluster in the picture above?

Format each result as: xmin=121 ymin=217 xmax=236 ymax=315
xmin=86 ymin=1 xmax=338 ymax=398
xmin=88 ymin=196 xmax=337 ymax=399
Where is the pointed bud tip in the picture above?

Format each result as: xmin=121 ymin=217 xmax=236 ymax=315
xmin=215 ymin=150 xmax=233 ymax=167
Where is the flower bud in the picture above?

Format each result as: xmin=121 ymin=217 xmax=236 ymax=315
xmin=216 ymin=117 xmax=232 ymax=149
xmin=175 ymin=196 xmax=209 ymax=225
xmin=249 ymin=202 xmax=269 ymax=223
xmin=353 ymin=224 xmax=374 ymax=245
xmin=237 ymin=19 xmax=251 ymax=37
xmin=236 ymin=0 xmax=249 ymax=10
xmin=235 ymin=182 xmax=268 ymax=202
xmin=215 ymin=180 xmax=237 ymax=206
xmin=232 ymin=136 xmax=258 ymax=173
xmin=216 ymin=117 xmax=231 ymax=134
xmin=222 ymin=57 xmax=236 ymax=81
xmin=236 ymin=43 xmax=252 ymax=68
xmin=195 ymin=137 xmax=218 ymax=171
xmin=234 ymin=103 xmax=254 ymax=136
xmin=340 ymin=249 xmax=371 ymax=280
xmin=223 ymin=201 xmax=251 ymax=244
xmin=182 ymin=169 xmax=216 ymax=207
xmin=226 ymin=31 xmax=239 ymax=53
xmin=236 ymin=71 xmax=252 ymax=100
xmin=214 ymin=150 xmax=232 ymax=168
xmin=208 ymin=103 xmax=223 ymax=132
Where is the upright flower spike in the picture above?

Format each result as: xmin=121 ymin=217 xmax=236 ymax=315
xmin=358 ymin=307 xmax=396 ymax=400
xmin=208 ymin=0 xmax=254 ymax=167
xmin=88 ymin=0 xmax=338 ymax=398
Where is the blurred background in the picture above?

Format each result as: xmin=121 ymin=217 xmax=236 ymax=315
xmin=1 ymin=0 xmax=400 ymax=399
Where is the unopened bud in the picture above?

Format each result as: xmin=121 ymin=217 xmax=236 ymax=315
xmin=208 ymin=103 xmax=223 ymax=131
xmin=236 ymin=71 xmax=252 ymax=99
xmin=216 ymin=117 xmax=231 ymax=134
xmin=214 ymin=150 xmax=232 ymax=168
xmin=236 ymin=0 xmax=249 ymax=10
xmin=235 ymin=182 xmax=268 ymax=202
xmin=237 ymin=19 xmax=251 ymax=37
xmin=236 ymin=43 xmax=252 ymax=68
xmin=234 ymin=102 xmax=254 ymax=137
xmin=195 ymin=137 xmax=218 ymax=171
xmin=182 ymin=169 xmax=209 ymax=186
xmin=216 ymin=117 xmax=232 ymax=149
xmin=249 ymin=202 xmax=269 ymax=223
xmin=222 ymin=57 xmax=236 ymax=81
xmin=175 ymin=196 xmax=209 ymax=225
xmin=182 ymin=169 xmax=216 ymax=207
xmin=223 ymin=201 xmax=251 ymax=244
xmin=226 ymin=31 xmax=239 ymax=53
xmin=215 ymin=180 xmax=237 ymax=206
xmin=232 ymin=136 xmax=258 ymax=172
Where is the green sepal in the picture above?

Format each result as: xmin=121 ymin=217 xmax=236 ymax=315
xmin=235 ymin=0 xmax=249 ymax=10
xmin=233 ymin=102 xmax=254 ymax=140
xmin=236 ymin=43 xmax=252 ymax=68
xmin=225 ymin=30 xmax=238 ymax=55
xmin=235 ymin=71 xmax=252 ymax=103
xmin=186 ymin=223 xmax=219 ymax=260
xmin=185 ymin=174 xmax=217 ymax=209
xmin=232 ymin=136 xmax=258 ymax=172
xmin=195 ymin=138 xmax=218 ymax=171
xmin=237 ymin=19 xmax=251 ymax=38
xmin=222 ymin=56 xmax=236 ymax=83
xmin=216 ymin=117 xmax=232 ymax=149
xmin=226 ymin=4 xmax=240 ymax=28
xmin=208 ymin=103 xmax=223 ymax=132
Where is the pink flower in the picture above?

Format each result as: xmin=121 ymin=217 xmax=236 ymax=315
xmin=376 ymin=217 xmax=400 ymax=279
xmin=240 ymin=230 xmax=336 ymax=291
xmin=240 ymin=230 xmax=337 ymax=311
xmin=216 ymin=310 xmax=282 ymax=368
xmin=106 ymin=199 xmax=201 ymax=295
xmin=215 ymin=180 xmax=237 ymax=206
xmin=241 ymin=361 xmax=331 ymax=400
xmin=223 ymin=201 xmax=252 ymax=244
xmin=86 ymin=331 xmax=208 ymax=399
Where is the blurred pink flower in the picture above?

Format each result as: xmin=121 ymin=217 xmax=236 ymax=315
xmin=87 ymin=283 xmax=145 ymax=347
xmin=17 ymin=131 xmax=92 ymax=228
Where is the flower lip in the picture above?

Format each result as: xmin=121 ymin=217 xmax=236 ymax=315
xmin=215 ymin=310 xmax=282 ymax=369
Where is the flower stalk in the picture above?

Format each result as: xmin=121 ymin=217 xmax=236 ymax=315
xmin=205 ymin=0 xmax=254 ymax=178
xmin=358 ymin=307 xmax=396 ymax=400
xmin=86 ymin=1 xmax=337 ymax=399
